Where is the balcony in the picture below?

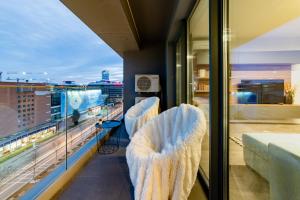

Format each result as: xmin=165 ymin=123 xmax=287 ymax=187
xmin=56 ymin=122 xmax=134 ymax=200
xmin=36 ymin=121 xmax=206 ymax=200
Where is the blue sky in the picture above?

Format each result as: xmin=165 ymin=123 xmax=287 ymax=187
xmin=0 ymin=0 xmax=123 ymax=84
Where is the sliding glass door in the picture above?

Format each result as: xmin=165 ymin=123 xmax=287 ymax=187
xmin=183 ymin=1 xmax=300 ymax=199
xmin=226 ymin=0 xmax=300 ymax=199
xmin=187 ymin=0 xmax=210 ymax=184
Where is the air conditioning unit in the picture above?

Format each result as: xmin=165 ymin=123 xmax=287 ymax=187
xmin=135 ymin=74 xmax=160 ymax=93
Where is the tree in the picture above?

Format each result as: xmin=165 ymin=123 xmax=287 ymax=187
xmin=72 ymin=109 xmax=80 ymax=126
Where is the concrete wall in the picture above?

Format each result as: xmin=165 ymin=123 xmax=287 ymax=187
xmin=123 ymin=43 xmax=165 ymax=112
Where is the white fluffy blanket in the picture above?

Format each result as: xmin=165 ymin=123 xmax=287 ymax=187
xmin=125 ymin=97 xmax=160 ymax=139
xmin=126 ymin=104 xmax=207 ymax=200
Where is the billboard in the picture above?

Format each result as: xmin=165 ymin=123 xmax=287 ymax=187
xmin=61 ymin=89 xmax=107 ymax=116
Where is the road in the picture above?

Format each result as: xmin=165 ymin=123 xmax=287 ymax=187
xmin=0 ymin=111 xmax=98 ymax=181
xmin=0 ymin=105 xmax=123 ymax=200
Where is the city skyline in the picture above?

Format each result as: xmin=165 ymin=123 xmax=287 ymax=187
xmin=0 ymin=0 xmax=123 ymax=84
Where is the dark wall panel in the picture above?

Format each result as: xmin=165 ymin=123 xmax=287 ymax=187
xmin=166 ymin=42 xmax=176 ymax=108
xmin=123 ymin=43 xmax=165 ymax=112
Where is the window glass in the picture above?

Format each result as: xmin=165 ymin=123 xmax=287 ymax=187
xmin=176 ymin=36 xmax=183 ymax=105
xmin=227 ymin=1 xmax=300 ymax=199
xmin=188 ymin=0 xmax=210 ymax=182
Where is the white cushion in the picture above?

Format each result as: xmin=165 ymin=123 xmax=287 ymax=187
xmin=243 ymin=133 xmax=278 ymax=179
xmin=243 ymin=133 xmax=300 ymax=160
xmin=269 ymin=141 xmax=300 ymax=200
xmin=125 ymin=97 xmax=159 ymax=139
xmin=126 ymin=104 xmax=207 ymax=200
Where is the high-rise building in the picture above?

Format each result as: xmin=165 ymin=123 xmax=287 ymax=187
xmin=101 ymin=70 xmax=110 ymax=81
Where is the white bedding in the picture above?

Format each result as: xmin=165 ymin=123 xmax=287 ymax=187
xmin=126 ymin=104 xmax=207 ymax=200
xmin=125 ymin=97 xmax=160 ymax=139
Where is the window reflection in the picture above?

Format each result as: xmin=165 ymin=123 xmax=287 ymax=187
xmin=188 ymin=0 xmax=210 ymax=182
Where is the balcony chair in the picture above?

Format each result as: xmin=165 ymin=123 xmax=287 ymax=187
xmin=125 ymin=97 xmax=160 ymax=139
xmin=126 ymin=104 xmax=207 ymax=200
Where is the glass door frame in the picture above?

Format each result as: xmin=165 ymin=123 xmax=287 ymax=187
xmin=186 ymin=0 xmax=210 ymax=195
xmin=175 ymin=22 xmax=188 ymax=105
xmin=185 ymin=0 xmax=230 ymax=198
xmin=180 ymin=0 xmax=230 ymax=198
xmin=208 ymin=0 xmax=229 ymax=199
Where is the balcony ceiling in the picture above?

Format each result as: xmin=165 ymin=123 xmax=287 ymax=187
xmin=61 ymin=0 xmax=178 ymax=56
xmin=61 ymin=0 xmax=140 ymax=57
xmin=128 ymin=0 xmax=177 ymax=44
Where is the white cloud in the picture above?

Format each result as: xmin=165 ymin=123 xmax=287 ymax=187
xmin=0 ymin=0 xmax=123 ymax=83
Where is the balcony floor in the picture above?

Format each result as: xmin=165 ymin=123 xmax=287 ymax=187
xmin=55 ymin=121 xmax=206 ymax=200
xmin=56 ymin=123 xmax=134 ymax=200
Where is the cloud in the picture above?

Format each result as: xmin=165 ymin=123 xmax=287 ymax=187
xmin=0 ymin=0 xmax=123 ymax=84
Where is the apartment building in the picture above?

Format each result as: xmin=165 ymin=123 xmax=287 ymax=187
xmin=0 ymin=82 xmax=51 ymax=138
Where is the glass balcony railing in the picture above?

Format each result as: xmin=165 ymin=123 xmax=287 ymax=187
xmin=0 ymin=83 xmax=123 ymax=199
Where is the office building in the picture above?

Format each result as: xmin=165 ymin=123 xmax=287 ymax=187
xmin=88 ymin=81 xmax=123 ymax=104
xmin=51 ymin=91 xmax=62 ymax=121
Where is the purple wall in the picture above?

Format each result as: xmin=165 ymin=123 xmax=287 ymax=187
xmin=232 ymin=64 xmax=291 ymax=71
